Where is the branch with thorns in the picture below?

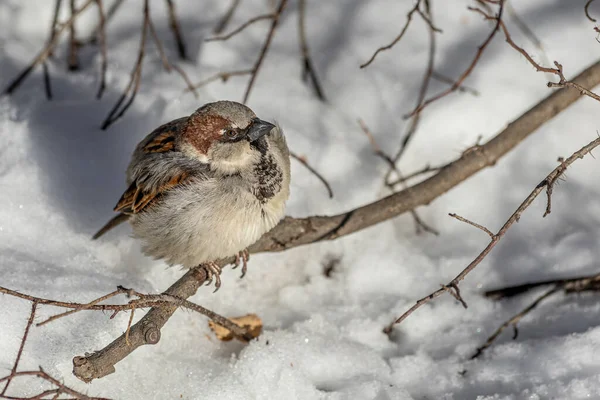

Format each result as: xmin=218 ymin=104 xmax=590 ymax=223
xmin=385 ymin=136 xmax=600 ymax=333
xmin=472 ymin=3 xmax=600 ymax=102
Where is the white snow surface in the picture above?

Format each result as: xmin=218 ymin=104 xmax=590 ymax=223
xmin=1 ymin=0 xmax=600 ymax=399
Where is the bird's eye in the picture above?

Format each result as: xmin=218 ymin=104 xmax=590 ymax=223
xmin=225 ymin=129 xmax=236 ymax=138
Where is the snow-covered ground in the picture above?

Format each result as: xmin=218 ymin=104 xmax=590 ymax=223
xmin=1 ymin=0 xmax=600 ymax=399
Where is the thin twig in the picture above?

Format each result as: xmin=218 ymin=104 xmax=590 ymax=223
xmin=389 ymin=0 xmax=437 ymax=168
xmin=165 ymin=0 xmax=187 ymax=59
xmin=390 ymin=136 xmax=600 ymax=328
xmin=361 ymin=0 xmax=441 ymax=68
xmin=206 ymin=13 xmax=274 ymax=42
xmin=185 ymin=69 xmax=253 ymax=92
xmin=449 ymin=213 xmax=495 ymax=238
xmin=146 ymin=9 xmax=198 ymax=97
xmin=214 ymin=0 xmax=242 ymax=34
xmin=2 ymin=0 xmax=95 ymax=95
xmin=387 ymin=163 xmax=444 ymax=186
xmin=585 ymin=0 xmax=598 ymax=22
xmin=471 ymin=286 xmax=560 ymax=359
xmin=68 ymin=0 xmax=80 ymax=70
xmin=100 ymin=0 xmax=149 ymax=130
xmin=0 ymin=368 xmax=111 ymax=400
xmin=243 ymin=0 xmax=288 ymax=104
xmin=290 ymin=151 xmax=333 ymax=198
xmin=358 ymin=118 xmax=439 ymax=236
xmin=405 ymin=1 xmax=504 ymax=117
xmin=95 ymin=0 xmax=108 ymax=99
xmin=82 ymin=0 xmax=123 ymax=45
xmin=42 ymin=62 xmax=53 ymax=100
xmin=298 ymin=0 xmax=326 ymax=100
xmin=431 ymin=71 xmax=479 ymax=96
xmin=1 ymin=303 xmax=37 ymax=397
xmin=485 ymin=272 xmax=600 ymax=300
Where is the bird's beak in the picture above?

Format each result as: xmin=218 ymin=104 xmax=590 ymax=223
xmin=247 ymin=118 xmax=275 ymax=142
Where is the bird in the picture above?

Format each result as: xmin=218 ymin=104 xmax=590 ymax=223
xmin=93 ymin=101 xmax=291 ymax=290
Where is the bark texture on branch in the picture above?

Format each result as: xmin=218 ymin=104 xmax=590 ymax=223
xmin=73 ymin=59 xmax=600 ymax=383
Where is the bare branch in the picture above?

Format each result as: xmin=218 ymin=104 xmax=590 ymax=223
xmin=206 ymin=13 xmax=274 ymax=42
xmin=100 ymin=0 xmax=149 ymax=130
xmin=213 ymin=0 xmax=242 ymax=34
xmin=185 ymin=69 xmax=253 ymax=92
xmin=360 ymin=0 xmax=441 ymax=68
xmin=0 ymin=367 xmax=110 ymax=400
xmin=471 ymin=286 xmax=560 ymax=359
xmin=405 ymin=1 xmax=504 ymax=117
xmin=146 ymin=9 xmax=198 ymax=97
xmin=243 ymin=0 xmax=288 ymax=104
xmin=358 ymin=118 xmax=438 ymax=235
xmin=474 ymin=6 xmax=600 ymax=103
xmin=165 ymin=0 xmax=187 ymax=59
xmin=391 ymin=136 xmax=600 ymax=328
xmin=298 ymin=0 xmax=326 ymax=100
xmin=2 ymin=0 xmax=95 ymax=96
xmin=1 ymin=303 xmax=37 ymax=397
xmin=431 ymin=71 xmax=480 ymax=96
xmin=95 ymin=0 xmax=108 ymax=99
xmin=448 ymin=213 xmax=495 ymax=238
xmin=585 ymin=0 xmax=598 ymax=22
xmin=289 ymin=151 xmax=333 ymax=198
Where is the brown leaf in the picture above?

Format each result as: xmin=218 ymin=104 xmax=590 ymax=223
xmin=208 ymin=314 xmax=263 ymax=342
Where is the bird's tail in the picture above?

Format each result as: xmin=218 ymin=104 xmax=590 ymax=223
xmin=92 ymin=213 xmax=129 ymax=240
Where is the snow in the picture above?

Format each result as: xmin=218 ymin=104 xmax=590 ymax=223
xmin=1 ymin=0 xmax=600 ymax=399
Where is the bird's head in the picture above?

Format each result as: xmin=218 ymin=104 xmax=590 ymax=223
xmin=181 ymin=101 xmax=275 ymax=174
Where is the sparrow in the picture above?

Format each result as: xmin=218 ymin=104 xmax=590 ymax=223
xmin=93 ymin=101 xmax=291 ymax=289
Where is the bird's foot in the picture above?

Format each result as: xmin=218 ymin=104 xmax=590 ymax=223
xmin=232 ymin=249 xmax=250 ymax=278
xmin=202 ymin=261 xmax=222 ymax=292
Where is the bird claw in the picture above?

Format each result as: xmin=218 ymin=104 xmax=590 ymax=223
xmin=232 ymin=249 xmax=250 ymax=278
xmin=203 ymin=262 xmax=222 ymax=292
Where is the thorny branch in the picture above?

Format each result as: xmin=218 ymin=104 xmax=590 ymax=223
xmin=473 ymin=5 xmax=600 ymax=102
xmin=387 ymin=136 xmax=600 ymax=332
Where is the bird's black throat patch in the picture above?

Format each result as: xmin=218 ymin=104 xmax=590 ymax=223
xmin=252 ymin=143 xmax=283 ymax=203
